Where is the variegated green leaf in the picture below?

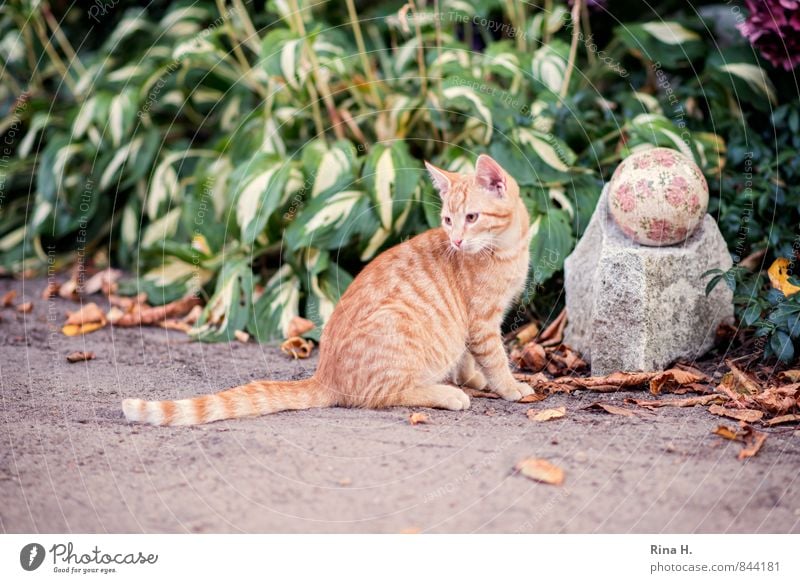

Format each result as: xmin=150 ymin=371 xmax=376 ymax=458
xmin=248 ymin=263 xmax=301 ymax=342
xmin=192 ymin=259 xmax=254 ymax=342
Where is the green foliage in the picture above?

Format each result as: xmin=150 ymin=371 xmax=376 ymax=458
xmin=0 ymin=0 xmax=796 ymax=360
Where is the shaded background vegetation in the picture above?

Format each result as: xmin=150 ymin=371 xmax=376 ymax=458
xmin=0 ymin=0 xmax=797 ymax=360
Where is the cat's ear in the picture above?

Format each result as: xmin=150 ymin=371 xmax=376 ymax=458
xmin=424 ymin=161 xmax=452 ymax=198
xmin=475 ymin=154 xmax=507 ymax=197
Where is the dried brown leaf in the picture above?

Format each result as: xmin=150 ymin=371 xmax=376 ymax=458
xmin=708 ymin=404 xmax=764 ymax=423
xmin=66 ymin=351 xmax=95 ymax=363
xmin=712 ymin=425 xmax=741 ymax=441
xmin=159 ymin=319 xmax=191 ymax=333
xmin=514 ymin=321 xmax=540 ymax=345
xmin=280 ymin=336 xmax=314 ymax=359
xmin=725 ymin=360 xmax=761 ymax=396
xmin=514 ymin=458 xmax=564 ymax=485
xmin=1 ymin=290 xmax=17 ymax=307
xmin=409 ymin=412 xmax=429 ymax=425
xmin=738 ymin=427 xmax=767 ymax=460
xmin=538 ymin=309 xmax=567 ymax=346
xmin=751 ymin=384 xmax=800 ymax=416
xmin=585 ymin=402 xmax=638 ymax=417
xmin=527 ymin=406 xmax=566 ymax=422
xmin=108 ymin=293 xmax=148 ymax=310
xmin=62 ymin=321 xmax=106 ymax=336
xmin=82 ymin=269 xmax=121 ymax=296
xmin=570 ymin=371 xmax=656 ymax=389
xmin=513 ymin=342 xmax=547 ymax=372
xmin=518 ymin=392 xmax=549 ymax=403
xmin=629 ymin=394 xmax=725 ymax=409
xmin=65 ymin=303 xmax=106 ymax=326
xmin=182 ymin=304 xmax=203 ymax=326
xmin=286 ymin=316 xmax=315 ymax=338
xmin=777 ymin=370 xmax=800 ymax=383
xmin=765 ymin=414 xmax=800 ymax=426
xmin=41 ymin=282 xmax=60 ymax=299
xmin=649 ymin=368 xmax=709 ymax=395
xmin=106 ymin=306 xmax=125 ymax=324
xmin=114 ymin=295 xmax=202 ymax=327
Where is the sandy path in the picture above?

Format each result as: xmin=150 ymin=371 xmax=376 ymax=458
xmin=1 ymin=278 xmax=798 ymax=533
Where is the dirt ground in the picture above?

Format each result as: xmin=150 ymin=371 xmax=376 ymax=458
xmin=1 ymin=277 xmax=798 ymax=534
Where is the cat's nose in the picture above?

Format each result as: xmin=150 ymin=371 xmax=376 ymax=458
xmin=453 ymin=239 xmax=462 ymax=248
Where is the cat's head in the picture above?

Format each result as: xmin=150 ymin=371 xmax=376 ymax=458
xmin=425 ymin=154 xmax=525 ymax=254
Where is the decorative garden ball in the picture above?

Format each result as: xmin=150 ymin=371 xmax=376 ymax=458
xmin=607 ymin=147 xmax=708 ymax=246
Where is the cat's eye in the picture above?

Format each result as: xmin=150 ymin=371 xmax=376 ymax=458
xmin=443 ymin=216 xmax=452 ymax=225
xmin=465 ymin=213 xmax=479 ymax=223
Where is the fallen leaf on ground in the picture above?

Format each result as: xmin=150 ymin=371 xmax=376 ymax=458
xmin=777 ymin=370 xmax=800 ymax=383
xmin=234 ymin=330 xmax=250 ymax=343
xmin=286 ymin=316 xmax=315 ymax=338
xmin=65 ymin=303 xmax=106 ymax=326
xmin=752 ymin=384 xmax=799 ymax=415
xmin=708 ymin=404 xmax=764 ymax=423
xmin=58 ymin=277 xmax=79 ymax=300
xmin=461 ymin=388 xmax=500 ymax=399
xmin=63 ymin=302 xmax=107 ymax=335
xmin=538 ymin=309 xmax=567 ymax=346
xmin=712 ymin=425 xmax=741 ymax=441
xmin=765 ymin=414 xmax=800 ymax=426
xmin=409 ymin=412 xmax=429 ymax=425
xmin=280 ymin=336 xmax=314 ymax=359
xmin=82 ymin=269 xmax=121 ymax=296
xmin=16 ymin=302 xmax=32 ymax=313
xmin=585 ymin=402 xmax=638 ymax=417
xmin=512 ymin=342 xmax=547 ymax=372
xmin=738 ymin=426 xmax=767 ymax=460
xmin=725 ymin=360 xmax=761 ymax=396
xmin=159 ymin=320 xmax=191 ymax=332
xmin=108 ymin=293 xmax=148 ymax=310
xmin=106 ymin=306 xmax=125 ymax=324
xmin=41 ymin=282 xmax=60 ymax=299
xmin=183 ymin=304 xmax=202 ymax=325
xmin=768 ymin=257 xmax=800 ymax=297
xmin=527 ymin=406 xmax=566 ymax=422
xmin=514 ymin=321 xmax=540 ymax=345
xmin=628 ymin=394 xmax=725 ymax=409
xmin=518 ymin=392 xmax=549 ymax=403
xmin=66 ymin=351 xmax=95 ymax=363
xmin=570 ymin=371 xmax=656 ymax=389
xmin=650 ymin=368 xmax=709 ymax=395
xmin=514 ymin=458 xmax=564 ymax=485
xmin=1 ymin=290 xmax=17 ymax=307
xmin=114 ymin=295 xmax=202 ymax=326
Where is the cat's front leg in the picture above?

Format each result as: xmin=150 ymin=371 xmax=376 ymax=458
xmin=468 ymin=328 xmax=533 ymax=401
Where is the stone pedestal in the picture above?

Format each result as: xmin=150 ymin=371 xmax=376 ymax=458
xmin=564 ymin=187 xmax=734 ymax=375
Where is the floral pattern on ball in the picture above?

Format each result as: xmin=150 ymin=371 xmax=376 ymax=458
xmin=608 ymin=147 xmax=709 ymax=246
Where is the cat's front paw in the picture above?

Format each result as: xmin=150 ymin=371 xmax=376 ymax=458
xmin=495 ymin=380 xmax=534 ymax=401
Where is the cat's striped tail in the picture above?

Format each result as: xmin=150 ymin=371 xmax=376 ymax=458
xmin=122 ymin=377 xmax=331 ymax=426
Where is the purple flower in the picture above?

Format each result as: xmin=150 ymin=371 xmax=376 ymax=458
xmin=738 ymin=0 xmax=800 ymax=70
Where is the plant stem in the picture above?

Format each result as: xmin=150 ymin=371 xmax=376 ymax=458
xmin=215 ymin=0 xmax=267 ymax=99
xmin=31 ymin=12 xmax=78 ymax=95
xmin=42 ymin=2 xmax=87 ymax=77
xmin=345 ymin=0 xmax=382 ymax=107
xmin=231 ymin=0 xmax=262 ymax=53
xmin=559 ymin=0 xmax=581 ymax=100
xmin=288 ymin=0 xmax=345 ymax=140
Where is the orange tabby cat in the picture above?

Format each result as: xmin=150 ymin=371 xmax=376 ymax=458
xmin=122 ymin=154 xmax=534 ymax=425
